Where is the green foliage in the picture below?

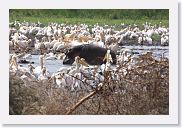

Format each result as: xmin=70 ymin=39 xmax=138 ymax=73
xmin=10 ymin=9 xmax=169 ymax=20
xmin=151 ymin=34 xmax=161 ymax=42
xmin=9 ymin=9 xmax=169 ymax=28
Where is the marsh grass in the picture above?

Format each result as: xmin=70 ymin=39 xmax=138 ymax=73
xmin=9 ymin=9 xmax=169 ymax=28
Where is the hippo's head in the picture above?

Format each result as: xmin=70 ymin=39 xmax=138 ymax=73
xmin=63 ymin=46 xmax=81 ymax=65
xmin=63 ymin=56 xmax=74 ymax=65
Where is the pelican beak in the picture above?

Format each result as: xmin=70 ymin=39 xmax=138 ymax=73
xmin=79 ymin=58 xmax=89 ymax=67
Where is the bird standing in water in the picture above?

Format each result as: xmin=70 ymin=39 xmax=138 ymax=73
xmin=102 ymin=50 xmax=113 ymax=81
xmin=103 ymin=50 xmax=113 ymax=71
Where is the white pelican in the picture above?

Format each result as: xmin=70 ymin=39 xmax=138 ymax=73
xmin=20 ymin=71 xmax=37 ymax=85
xmin=38 ymin=67 xmax=50 ymax=81
xmin=118 ymin=49 xmax=132 ymax=65
xmin=22 ymin=53 xmax=32 ymax=60
xmin=51 ymin=72 xmax=73 ymax=88
xmin=67 ymin=56 xmax=89 ymax=91
xmin=9 ymin=55 xmax=29 ymax=73
xmin=103 ymin=50 xmax=113 ymax=72
xmin=33 ymin=54 xmax=46 ymax=78
xmin=71 ymin=72 xmax=85 ymax=91
xmin=161 ymin=34 xmax=169 ymax=46
xmin=9 ymin=55 xmax=18 ymax=71
xmin=9 ymin=55 xmax=35 ymax=81
xmin=68 ymin=56 xmax=89 ymax=75
xmin=57 ymin=53 xmax=66 ymax=60
xmin=45 ymin=52 xmax=57 ymax=60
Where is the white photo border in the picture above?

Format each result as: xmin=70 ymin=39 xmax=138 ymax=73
xmin=0 ymin=0 xmax=178 ymax=124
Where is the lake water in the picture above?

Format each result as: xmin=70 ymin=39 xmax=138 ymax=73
xmin=18 ymin=46 xmax=169 ymax=75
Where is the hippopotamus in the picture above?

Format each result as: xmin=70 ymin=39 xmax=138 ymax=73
xmin=63 ymin=44 xmax=116 ymax=65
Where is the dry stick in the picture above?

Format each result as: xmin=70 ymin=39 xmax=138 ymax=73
xmin=66 ymin=90 xmax=97 ymax=115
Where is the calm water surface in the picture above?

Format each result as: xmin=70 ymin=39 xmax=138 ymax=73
xmin=18 ymin=46 xmax=169 ymax=75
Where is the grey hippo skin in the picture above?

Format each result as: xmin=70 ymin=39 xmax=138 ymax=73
xmin=63 ymin=44 xmax=116 ymax=65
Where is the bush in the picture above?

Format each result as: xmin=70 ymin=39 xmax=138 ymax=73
xmin=9 ymin=55 xmax=169 ymax=115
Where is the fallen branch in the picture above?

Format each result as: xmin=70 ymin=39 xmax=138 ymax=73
xmin=66 ymin=90 xmax=97 ymax=115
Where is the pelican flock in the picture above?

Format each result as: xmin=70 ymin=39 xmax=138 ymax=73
xmin=9 ymin=21 xmax=169 ymax=91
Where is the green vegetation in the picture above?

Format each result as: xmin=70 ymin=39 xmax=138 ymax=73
xmin=9 ymin=9 xmax=169 ymax=27
xmin=151 ymin=33 xmax=161 ymax=42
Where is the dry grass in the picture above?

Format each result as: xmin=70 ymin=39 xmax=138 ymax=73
xmin=9 ymin=55 xmax=169 ymax=115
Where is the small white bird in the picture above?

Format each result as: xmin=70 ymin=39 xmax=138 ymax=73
xmin=68 ymin=56 xmax=89 ymax=75
xmin=103 ymin=50 xmax=113 ymax=71
xmin=23 ymin=54 xmax=32 ymax=60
